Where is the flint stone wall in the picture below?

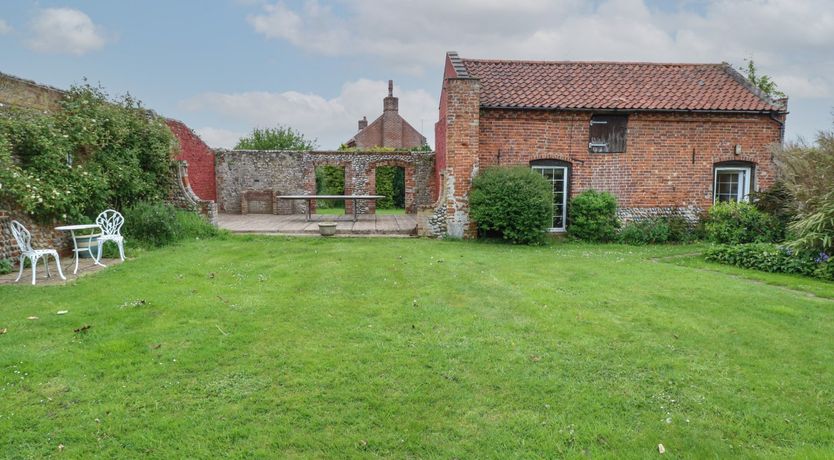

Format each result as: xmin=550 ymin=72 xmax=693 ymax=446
xmin=215 ymin=150 xmax=435 ymax=215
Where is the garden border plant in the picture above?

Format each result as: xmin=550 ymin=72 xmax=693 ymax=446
xmin=568 ymin=190 xmax=619 ymax=242
xmin=0 ymin=83 xmax=177 ymax=223
xmin=469 ymin=166 xmax=553 ymax=245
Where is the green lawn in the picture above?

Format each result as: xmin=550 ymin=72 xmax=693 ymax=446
xmin=1 ymin=237 xmax=833 ymax=458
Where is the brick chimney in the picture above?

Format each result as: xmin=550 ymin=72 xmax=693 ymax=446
xmin=358 ymin=116 xmax=368 ymax=131
xmin=383 ymin=79 xmax=398 ymax=112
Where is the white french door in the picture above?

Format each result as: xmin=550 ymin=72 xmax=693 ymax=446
xmin=532 ymin=165 xmax=568 ymax=232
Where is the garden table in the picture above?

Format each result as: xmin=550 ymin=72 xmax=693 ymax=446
xmin=55 ymin=223 xmax=106 ymax=275
xmin=277 ymin=195 xmax=385 ymax=222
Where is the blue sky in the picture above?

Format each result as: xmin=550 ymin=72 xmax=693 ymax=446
xmin=1 ymin=0 xmax=832 ymax=149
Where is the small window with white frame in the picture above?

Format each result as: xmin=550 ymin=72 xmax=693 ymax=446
xmin=713 ymin=163 xmax=753 ymax=203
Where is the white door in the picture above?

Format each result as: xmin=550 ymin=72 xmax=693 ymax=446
xmin=532 ymin=165 xmax=568 ymax=232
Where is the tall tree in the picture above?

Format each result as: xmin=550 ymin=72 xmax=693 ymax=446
xmin=235 ymin=126 xmax=317 ymax=150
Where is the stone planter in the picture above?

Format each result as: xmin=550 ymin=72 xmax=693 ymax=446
xmin=77 ymin=234 xmax=101 ymax=258
xmin=318 ymin=222 xmax=337 ymax=237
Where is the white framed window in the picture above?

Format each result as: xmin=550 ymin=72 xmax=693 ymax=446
xmin=531 ymin=162 xmax=569 ymax=232
xmin=714 ymin=166 xmax=752 ymax=203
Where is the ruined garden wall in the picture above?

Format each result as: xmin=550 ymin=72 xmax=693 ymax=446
xmin=0 ymin=72 xmax=65 ymax=112
xmin=0 ymin=210 xmax=71 ymax=263
xmin=215 ymin=150 xmax=435 ymax=215
xmin=166 ymin=119 xmax=217 ymax=201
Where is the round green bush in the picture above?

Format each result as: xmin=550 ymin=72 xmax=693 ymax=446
xmin=568 ymin=190 xmax=619 ymax=242
xmin=705 ymin=202 xmax=781 ymax=244
xmin=470 ymin=167 xmax=553 ymax=244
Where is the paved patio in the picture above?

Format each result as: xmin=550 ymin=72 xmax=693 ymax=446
xmin=217 ymin=213 xmax=418 ymax=236
xmin=0 ymin=257 xmax=124 ymax=286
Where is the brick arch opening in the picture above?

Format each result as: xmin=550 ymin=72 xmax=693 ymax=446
xmin=368 ymin=160 xmax=417 ymax=214
xmin=307 ymin=160 xmax=353 ymax=214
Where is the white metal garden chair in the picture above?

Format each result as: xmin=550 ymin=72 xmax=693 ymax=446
xmin=10 ymin=220 xmax=66 ymax=285
xmin=95 ymin=209 xmax=125 ymax=262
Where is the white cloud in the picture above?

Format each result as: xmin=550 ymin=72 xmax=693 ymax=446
xmin=0 ymin=19 xmax=12 ymax=35
xmin=181 ymin=79 xmax=437 ymax=149
xmin=246 ymin=0 xmax=834 ymax=95
xmin=26 ymin=8 xmax=107 ymax=55
xmin=193 ymin=127 xmax=246 ymax=150
xmin=773 ymin=75 xmax=831 ymax=99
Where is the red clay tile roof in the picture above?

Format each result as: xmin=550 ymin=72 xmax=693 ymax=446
xmin=459 ymin=58 xmax=784 ymax=113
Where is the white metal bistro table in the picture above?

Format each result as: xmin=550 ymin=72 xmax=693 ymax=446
xmin=277 ymin=195 xmax=385 ymax=222
xmin=55 ymin=223 xmax=106 ymax=275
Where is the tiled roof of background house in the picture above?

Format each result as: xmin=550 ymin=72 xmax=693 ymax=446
xmin=459 ymin=58 xmax=785 ymax=113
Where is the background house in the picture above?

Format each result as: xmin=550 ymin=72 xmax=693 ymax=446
xmin=435 ymin=52 xmax=788 ymax=237
xmin=344 ymin=80 xmax=426 ymax=149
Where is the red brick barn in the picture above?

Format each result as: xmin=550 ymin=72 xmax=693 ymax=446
xmin=435 ymin=52 xmax=787 ymax=238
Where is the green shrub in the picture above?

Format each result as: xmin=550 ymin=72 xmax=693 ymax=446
xmin=704 ymin=202 xmax=781 ymax=244
xmin=122 ymin=202 xmax=219 ymax=247
xmin=174 ymin=210 xmax=221 ymax=240
xmin=123 ymin=202 xmax=179 ymax=247
xmin=568 ymin=190 xmax=619 ymax=242
xmin=788 ymin=191 xmax=834 ymax=254
xmin=774 ymin=125 xmax=834 ymax=253
xmin=619 ymin=218 xmax=671 ymax=245
xmin=704 ymin=244 xmax=833 ymax=280
xmin=375 ymin=166 xmax=405 ymax=209
xmin=667 ymin=215 xmax=697 ymax=243
xmin=470 ymin=166 xmax=553 ymax=244
xmin=314 ymin=165 xmax=345 ymax=209
xmin=0 ymin=258 xmax=12 ymax=275
xmin=814 ymin=257 xmax=834 ymax=281
xmin=750 ymin=181 xmax=793 ymax=240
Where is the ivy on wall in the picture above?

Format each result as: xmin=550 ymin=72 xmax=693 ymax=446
xmin=0 ymin=83 xmax=177 ymax=222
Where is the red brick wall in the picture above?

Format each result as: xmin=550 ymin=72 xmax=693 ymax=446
xmin=166 ymin=119 xmax=217 ymax=201
xmin=477 ymin=110 xmax=782 ymax=209
xmin=433 ymin=56 xmax=459 ymax=201
xmin=352 ymin=113 xmax=425 ymax=149
xmin=382 ymin=111 xmax=404 ymax=148
xmin=443 ymin=78 xmax=481 ymax=237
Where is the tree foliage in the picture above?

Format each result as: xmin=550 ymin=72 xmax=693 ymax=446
xmin=235 ymin=126 xmax=317 ymax=150
xmin=375 ymin=166 xmax=405 ymax=209
xmin=315 ymin=165 xmax=345 ymax=209
xmin=740 ymin=59 xmax=786 ymax=99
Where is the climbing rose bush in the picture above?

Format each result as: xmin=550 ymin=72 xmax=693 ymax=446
xmin=0 ymin=83 xmax=177 ymax=222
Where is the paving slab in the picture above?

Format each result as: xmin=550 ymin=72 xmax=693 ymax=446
xmin=216 ymin=213 xmax=416 ymax=236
